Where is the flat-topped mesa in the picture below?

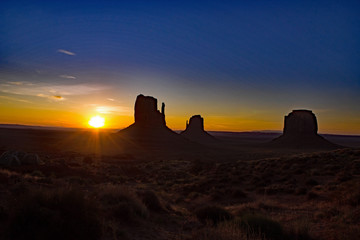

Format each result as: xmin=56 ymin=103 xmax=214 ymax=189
xmin=270 ymin=109 xmax=341 ymax=149
xmin=185 ymin=115 xmax=204 ymax=132
xmin=283 ymin=110 xmax=318 ymax=136
xmin=134 ymin=94 xmax=165 ymax=127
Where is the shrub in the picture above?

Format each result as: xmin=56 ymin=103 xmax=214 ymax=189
xmin=237 ymin=214 xmax=283 ymax=240
xmin=67 ymin=176 xmax=87 ymax=185
xmin=0 ymin=205 xmax=7 ymax=222
xmin=336 ymin=171 xmax=352 ymax=182
xmin=295 ymin=187 xmax=307 ymax=195
xmin=306 ymin=191 xmax=319 ymax=200
xmin=190 ymin=221 xmax=263 ymax=240
xmin=83 ymin=156 xmax=93 ymax=165
xmin=30 ymin=170 xmax=44 ymax=178
xmin=138 ymin=190 xmax=164 ymax=212
xmin=286 ymin=219 xmax=312 ymax=240
xmin=231 ymin=188 xmax=247 ymax=199
xmin=342 ymin=188 xmax=360 ymax=207
xmin=7 ymin=188 xmax=102 ymax=240
xmin=305 ymin=179 xmax=318 ymax=186
xmin=195 ymin=205 xmax=233 ymax=225
xmin=99 ymin=185 xmax=148 ymax=222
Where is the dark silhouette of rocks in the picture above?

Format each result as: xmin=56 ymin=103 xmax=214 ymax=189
xmin=134 ymin=94 xmax=166 ymax=128
xmin=185 ymin=115 xmax=205 ymax=132
xmin=181 ymin=115 xmax=217 ymax=144
xmin=118 ymin=94 xmax=191 ymax=149
xmin=283 ymin=110 xmax=317 ymax=136
xmin=271 ymin=110 xmax=340 ymax=149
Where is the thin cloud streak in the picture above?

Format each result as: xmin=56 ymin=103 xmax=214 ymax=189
xmin=0 ymin=82 xmax=106 ymax=98
xmin=36 ymin=94 xmax=65 ymax=101
xmin=7 ymin=81 xmax=34 ymax=86
xmin=96 ymin=105 xmax=130 ymax=114
xmin=52 ymin=95 xmax=65 ymax=100
xmin=59 ymin=75 xmax=77 ymax=79
xmin=57 ymin=49 xmax=76 ymax=56
xmin=0 ymin=95 xmax=32 ymax=103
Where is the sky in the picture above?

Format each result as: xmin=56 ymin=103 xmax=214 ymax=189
xmin=0 ymin=0 xmax=359 ymax=134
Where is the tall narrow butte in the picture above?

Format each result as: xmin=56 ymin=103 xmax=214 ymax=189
xmin=134 ymin=94 xmax=165 ymax=128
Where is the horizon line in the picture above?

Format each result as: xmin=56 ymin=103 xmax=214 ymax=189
xmin=1 ymin=123 xmax=359 ymax=137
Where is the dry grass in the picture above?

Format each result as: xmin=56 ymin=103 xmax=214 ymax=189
xmin=4 ymin=187 xmax=102 ymax=240
xmin=0 ymin=148 xmax=359 ymax=239
xmin=188 ymin=221 xmax=264 ymax=240
xmin=97 ymin=184 xmax=149 ymax=222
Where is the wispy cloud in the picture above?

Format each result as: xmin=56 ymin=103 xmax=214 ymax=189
xmin=106 ymin=98 xmax=124 ymax=103
xmin=96 ymin=105 xmax=130 ymax=114
xmin=0 ymin=82 xmax=106 ymax=99
xmin=0 ymin=95 xmax=32 ymax=103
xmin=35 ymin=69 xmax=46 ymax=74
xmin=57 ymin=49 xmax=76 ymax=56
xmin=83 ymin=103 xmax=130 ymax=114
xmin=36 ymin=94 xmax=65 ymax=101
xmin=52 ymin=95 xmax=65 ymax=100
xmin=8 ymin=81 xmax=23 ymax=86
xmin=7 ymin=81 xmax=34 ymax=86
xmin=59 ymin=75 xmax=76 ymax=79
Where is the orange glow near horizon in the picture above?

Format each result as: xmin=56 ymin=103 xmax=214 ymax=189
xmin=0 ymin=100 xmax=360 ymax=135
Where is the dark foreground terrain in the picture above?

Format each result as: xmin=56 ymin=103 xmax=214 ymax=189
xmin=0 ymin=127 xmax=360 ymax=240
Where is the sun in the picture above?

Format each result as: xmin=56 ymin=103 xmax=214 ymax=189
xmin=88 ymin=116 xmax=105 ymax=128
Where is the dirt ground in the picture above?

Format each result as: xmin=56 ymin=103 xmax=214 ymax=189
xmin=0 ymin=127 xmax=359 ymax=240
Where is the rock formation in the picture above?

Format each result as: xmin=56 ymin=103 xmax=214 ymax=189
xmin=134 ymin=94 xmax=165 ymax=128
xmin=283 ymin=110 xmax=317 ymax=136
xmin=181 ymin=115 xmax=217 ymax=144
xmin=118 ymin=94 xmax=190 ymax=149
xmin=185 ymin=115 xmax=205 ymax=132
xmin=271 ymin=110 xmax=340 ymax=149
xmin=116 ymin=94 xmax=218 ymax=155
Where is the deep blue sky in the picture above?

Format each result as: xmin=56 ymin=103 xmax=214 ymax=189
xmin=0 ymin=0 xmax=359 ymax=133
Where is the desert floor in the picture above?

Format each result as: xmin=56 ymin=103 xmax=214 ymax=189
xmin=0 ymin=127 xmax=359 ymax=240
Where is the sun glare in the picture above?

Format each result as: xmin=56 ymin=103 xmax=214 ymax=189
xmin=89 ymin=116 xmax=105 ymax=128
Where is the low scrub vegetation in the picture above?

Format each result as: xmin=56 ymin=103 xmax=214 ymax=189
xmin=5 ymin=188 xmax=102 ymax=240
xmin=195 ymin=205 xmax=233 ymax=225
xmin=0 ymin=148 xmax=358 ymax=239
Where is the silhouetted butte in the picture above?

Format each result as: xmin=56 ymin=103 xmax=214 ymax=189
xmin=118 ymin=94 xmax=190 ymax=148
xmin=180 ymin=115 xmax=217 ymax=144
xmin=271 ymin=110 xmax=340 ymax=149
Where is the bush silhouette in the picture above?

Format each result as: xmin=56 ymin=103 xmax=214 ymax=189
xmin=138 ymin=190 xmax=164 ymax=212
xmin=238 ymin=213 xmax=283 ymax=240
xmin=99 ymin=185 xmax=148 ymax=222
xmin=7 ymin=188 xmax=101 ymax=240
xmin=195 ymin=205 xmax=233 ymax=225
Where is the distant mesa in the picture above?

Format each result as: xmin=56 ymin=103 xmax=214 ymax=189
xmin=181 ymin=115 xmax=217 ymax=144
xmin=271 ymin=110 xmax=340 ymax=149
xmin=283 ymin=110 xmax=318 ymax=136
